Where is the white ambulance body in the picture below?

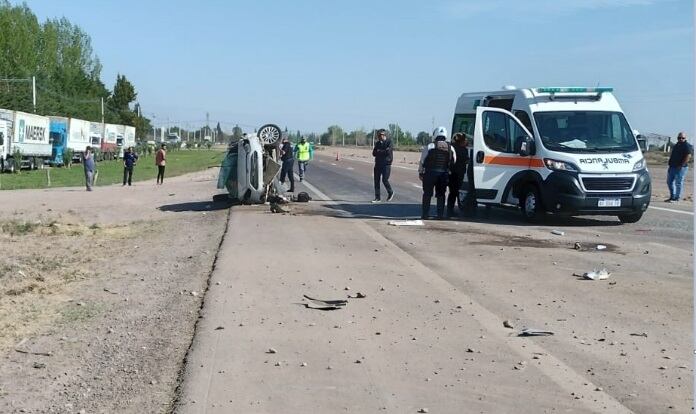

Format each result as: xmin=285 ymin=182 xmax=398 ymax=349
xmin=452 ymin=87 xmax=650 ymax=223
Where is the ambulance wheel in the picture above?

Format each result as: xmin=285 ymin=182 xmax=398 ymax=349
xmin=257 ymin=124 xmax=282 ymax=145
xmin=521 ymin=185 xmax=544 ymax=222
xmin=618 ymin=212 xmax=642 ymax=224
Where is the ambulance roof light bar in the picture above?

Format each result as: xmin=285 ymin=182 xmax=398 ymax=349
xmin=535 ymin=87 xmax=613 ymax=101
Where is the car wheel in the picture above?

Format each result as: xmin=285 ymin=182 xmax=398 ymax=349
xmin=520 ymin=185 xmax=544 ymax=223
xmin=257 ymin=124 xmax=282 ymax=145
xmin=618 ymin=212 xmax=642 ymax=224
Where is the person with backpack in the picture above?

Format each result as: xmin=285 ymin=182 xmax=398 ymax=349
xmin=419 ymin=126 xmax=456 ymax=220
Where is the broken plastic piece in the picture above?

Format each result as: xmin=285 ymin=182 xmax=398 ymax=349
xmin=583 ymin=268 xmax=611 ymax=280
xmin=518 ymin=328 xmax=554 ymax=337
xmin=551 ymin=230 xmax=565 ymax=236
xmin=347 ymin=292 xmax=366 ymax=299
xmin=303 ymin=295 xmax=347 ymax=310
xmin=388 ymin=220 xmax=424 ymax=226
xmin=596 ymin=244 xmax=607 ymax=250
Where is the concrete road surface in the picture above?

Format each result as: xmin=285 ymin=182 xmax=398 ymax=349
xmin=176 ymin=151 xmax=693 ymax=413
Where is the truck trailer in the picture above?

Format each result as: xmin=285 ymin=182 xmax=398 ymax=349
xmin=1 ymin=110 xmax=53 ymax=170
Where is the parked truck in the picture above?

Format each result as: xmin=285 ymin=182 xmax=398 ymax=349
xmin=68 ymin=118 xmax=92 ymax=162
xmin=102 ymin=123 xmax=119 ymax=160
xmin=0 ymin=110 xmax=53 ymax=170
xmin=0 ymin=109 xmax=13 ymax=172
xmin=125 ymin=126 xmax=136 ymax=149
xmin=49 ymin=116 xmax=69 ymax=166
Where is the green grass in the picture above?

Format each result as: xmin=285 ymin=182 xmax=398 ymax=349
xmin=0 ymin=149 xmax=225 ymax=190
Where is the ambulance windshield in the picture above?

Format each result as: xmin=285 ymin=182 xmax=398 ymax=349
xmin=534 ymin=111 xmax=638 ymax=153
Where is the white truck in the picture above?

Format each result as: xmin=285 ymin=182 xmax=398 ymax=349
xmin=102 ymin=123 xmax=119 ymax=160
xmin=125 ymin=126 xmax=136 ymax=149
xmin=68 ymin=118 xmax=93 ymax=161
xmin=0 ymin=110 xmax=52 ymax=171
xmin=453 ymin=86 xmax=650 ymax=223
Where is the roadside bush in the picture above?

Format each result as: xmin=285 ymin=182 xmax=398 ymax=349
xmin=11 ymin=147 xmax=21 ymax=172
xmin=63 ymin=148 xmax=74 ymax=167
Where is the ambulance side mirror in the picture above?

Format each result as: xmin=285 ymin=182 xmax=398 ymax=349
xmin=518 ymin=136 xmax=535 ymax=157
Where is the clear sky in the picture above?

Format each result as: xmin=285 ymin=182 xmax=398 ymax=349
xmin=20 ymin=0 xmax=694 ymax=137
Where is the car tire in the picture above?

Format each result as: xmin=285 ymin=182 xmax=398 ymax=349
xmin=520 ymin=185 xmax=544 ymax=223
xmin=618 ymin=212 xmax=642 ymax=224
xmin=257 ymin=124 xmax=282 ymax=145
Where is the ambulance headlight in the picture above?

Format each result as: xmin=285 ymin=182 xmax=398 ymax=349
xmin=544 ymin=158 xmax=579 ymax=172
xmin=632 ymin=159 xmax=646 ymax=171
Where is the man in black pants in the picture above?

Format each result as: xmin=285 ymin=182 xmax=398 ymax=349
xmin=371 ymin=129 xmax=394 ymax=203
xmin=122 ymin=146 xmax=138 ymax=186
xmin=279 ymin=136 xmax=295 ymax=192
xmin=446 ymin=133 xmax=469 ymax=217
xmin=419 ymin=126 xmax=456 ymax=219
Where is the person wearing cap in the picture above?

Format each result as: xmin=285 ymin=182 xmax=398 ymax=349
xmin=666 ymin=131 xmax=692 ymax=202
xmin=371 ymin=128 xmax=394 ymax=203
xmin=419 ymin=126 xmax=456 ymax=219
xmin=279 ymin=136 xmax=295 ymax=192
xmin=446 ymin=133 xmax=469 ymax=217
xmin=294 ymin=136 xmax=312 ymax=181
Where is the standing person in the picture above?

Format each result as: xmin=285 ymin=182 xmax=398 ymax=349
xmin=666 ymin=132 xmax=693 ymax=202
xmin=279 ymin=136 xmax=295 ymax=192
xmin=294 ymin=136 xmax=312 ymax=181
xmin=446 ymin=133 xmax=469 ymax=217
xmin=155 ymin=143 xmax=167 ymax=185
xmin=83 ymin=146 xmax=96 ymax=191
xmin=419 ymin=126 xmax=456 ymax=219
xmin=122 ymin=146 xmax=138 ymax=186
xmin=371 ymin=128 xmax=394 ymax=203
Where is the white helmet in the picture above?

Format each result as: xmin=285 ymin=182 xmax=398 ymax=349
xmin=432 ymin=126 xmax=449 ymax=142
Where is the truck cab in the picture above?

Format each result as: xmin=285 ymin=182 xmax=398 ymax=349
xmin=453 ymin=87 xmax=651 ymax=223
xmin=49 ymin=117 xmax=68 ymax=166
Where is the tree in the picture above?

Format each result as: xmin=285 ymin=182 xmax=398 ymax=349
xmin=416 ymin=131 xmax=430 ymax=145
xmin=110 ymin=74 xmax=136 ymax=111
xmin=232 ymin=124 xmax=243 ymax=141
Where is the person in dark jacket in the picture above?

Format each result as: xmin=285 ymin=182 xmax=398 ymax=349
xmin=279 ymin=136 xmax=295 ymax=192
xmin=83 ymin=146 xmax=95 ymax=191
xmin=372 ymin=129 xmax=394 ymax=202
xmin=122 ymin=146 xmax=138 ymax=186
xmin=419 ymin=126 xmax=456 ymax=219
xmin=666 ymin=131 xmax=693 ymax=202
xmin=446 ymin=133 xmax=470 ymax=217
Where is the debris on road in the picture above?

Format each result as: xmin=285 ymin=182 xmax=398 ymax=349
xmin=388 ymin=220 xmax=424 ymax=226
xmin=574 ymin=242 xmax=582 ymax=250
xmin=418 ymin=409 xmax=429 ymax=413
xmin=266 ymin=348 xmax=277 ymax=354
xmin=583 ymin=269 xmax=611 ymax=280
xmin=270 ymin=202 xmax=290 ymax=214
xmin=214 ymin=326 xmax=224 ymax=330
xmin=551 ymin=230 xmax=565 ymax=236
xmin=596 ymin=244 xmax=607 ymax=250
xmin=32 ymin=362 xmax=46 ymax=369
xmin=347 ymin=292 xmax=366 ymax=299
xmin=503 ymin=320 xmax=514 ymax=329
xmin=302 ymin=295 xmax=347 ymax=310
xmin=630 ymin=332 xmax=648 ymax=338
xmin=518 ymin=328 xmax=554 ymax=337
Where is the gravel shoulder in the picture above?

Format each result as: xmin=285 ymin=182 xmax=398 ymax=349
xmin=0 ymin=169 xmax=229 ymax=413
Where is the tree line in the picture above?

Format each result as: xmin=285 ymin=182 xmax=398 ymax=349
xmin=0 ymin=1 xmax=151 ymax=134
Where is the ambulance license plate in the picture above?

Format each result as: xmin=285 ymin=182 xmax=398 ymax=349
xmin=598 ymin=198 xmax=621 ymax=207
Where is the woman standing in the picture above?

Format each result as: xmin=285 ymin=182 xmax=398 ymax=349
xmin=155 ymin=143 xmax=166 ymax=185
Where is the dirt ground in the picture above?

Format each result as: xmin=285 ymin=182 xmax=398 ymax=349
xmin=0 ymin=168 xmax=228 ymax=413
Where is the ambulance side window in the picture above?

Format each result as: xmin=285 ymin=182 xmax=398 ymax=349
xmin=483 ymin=111 xmax=517 ymax=153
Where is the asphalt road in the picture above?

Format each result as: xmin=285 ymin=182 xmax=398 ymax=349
xmin=304 ymin=152 xmax=693 ymax=250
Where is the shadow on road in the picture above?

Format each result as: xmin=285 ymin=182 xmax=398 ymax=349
xmin=318 ymin=202 xmax=623 ymax=227
xmin=158 ymin=199 xmax=235 ymax=212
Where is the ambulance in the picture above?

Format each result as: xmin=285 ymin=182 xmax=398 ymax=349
xmin=452 ymin=87 xmax=650 ymax=223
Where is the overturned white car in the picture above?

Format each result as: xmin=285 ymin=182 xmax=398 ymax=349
xmin=216 ymin=124 xmax=283 ymax=203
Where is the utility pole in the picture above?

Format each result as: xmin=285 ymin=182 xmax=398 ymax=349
xmin=32 ymin=76 xmax=36 ymax=113
xmin=101 ymin=97 xmax=104 ymax=124
xmin=342 ymin=131 xmax=345 ymax=146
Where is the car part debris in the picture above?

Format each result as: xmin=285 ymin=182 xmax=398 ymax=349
xmin=347 ymin=292 xmax=366 ymax=299
xmin=503 ymin=320 xmax=514 ymax=329
xmin=303 ymin=295 xmax=347 ymax=310
xmin=518 ymin=328 xmax=554 ymax=337
xmin=270 ymin=202 xmax=290 ymax=214
xmin=574 ymin=242 xmax=582 ymax=250
xmin=551 ymin=230 xmax=565 ymax=236
xmin=296 ymin=192 xmax=312 ymax=202
xmin=583 ymin=268 xmax=611 ymax=280
xmin=388 ymin=220 xmax=424 ymax=226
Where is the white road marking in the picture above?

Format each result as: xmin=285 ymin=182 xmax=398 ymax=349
xmin=331 ymin=163 xmax=337 ymax=166
xmin=408 ymin=182 xmax=421 ymax=188
xmin=648 ymin=206 xmax=694 ymax=215
xmin=346 ymin=167 xmax=354 ymax=170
